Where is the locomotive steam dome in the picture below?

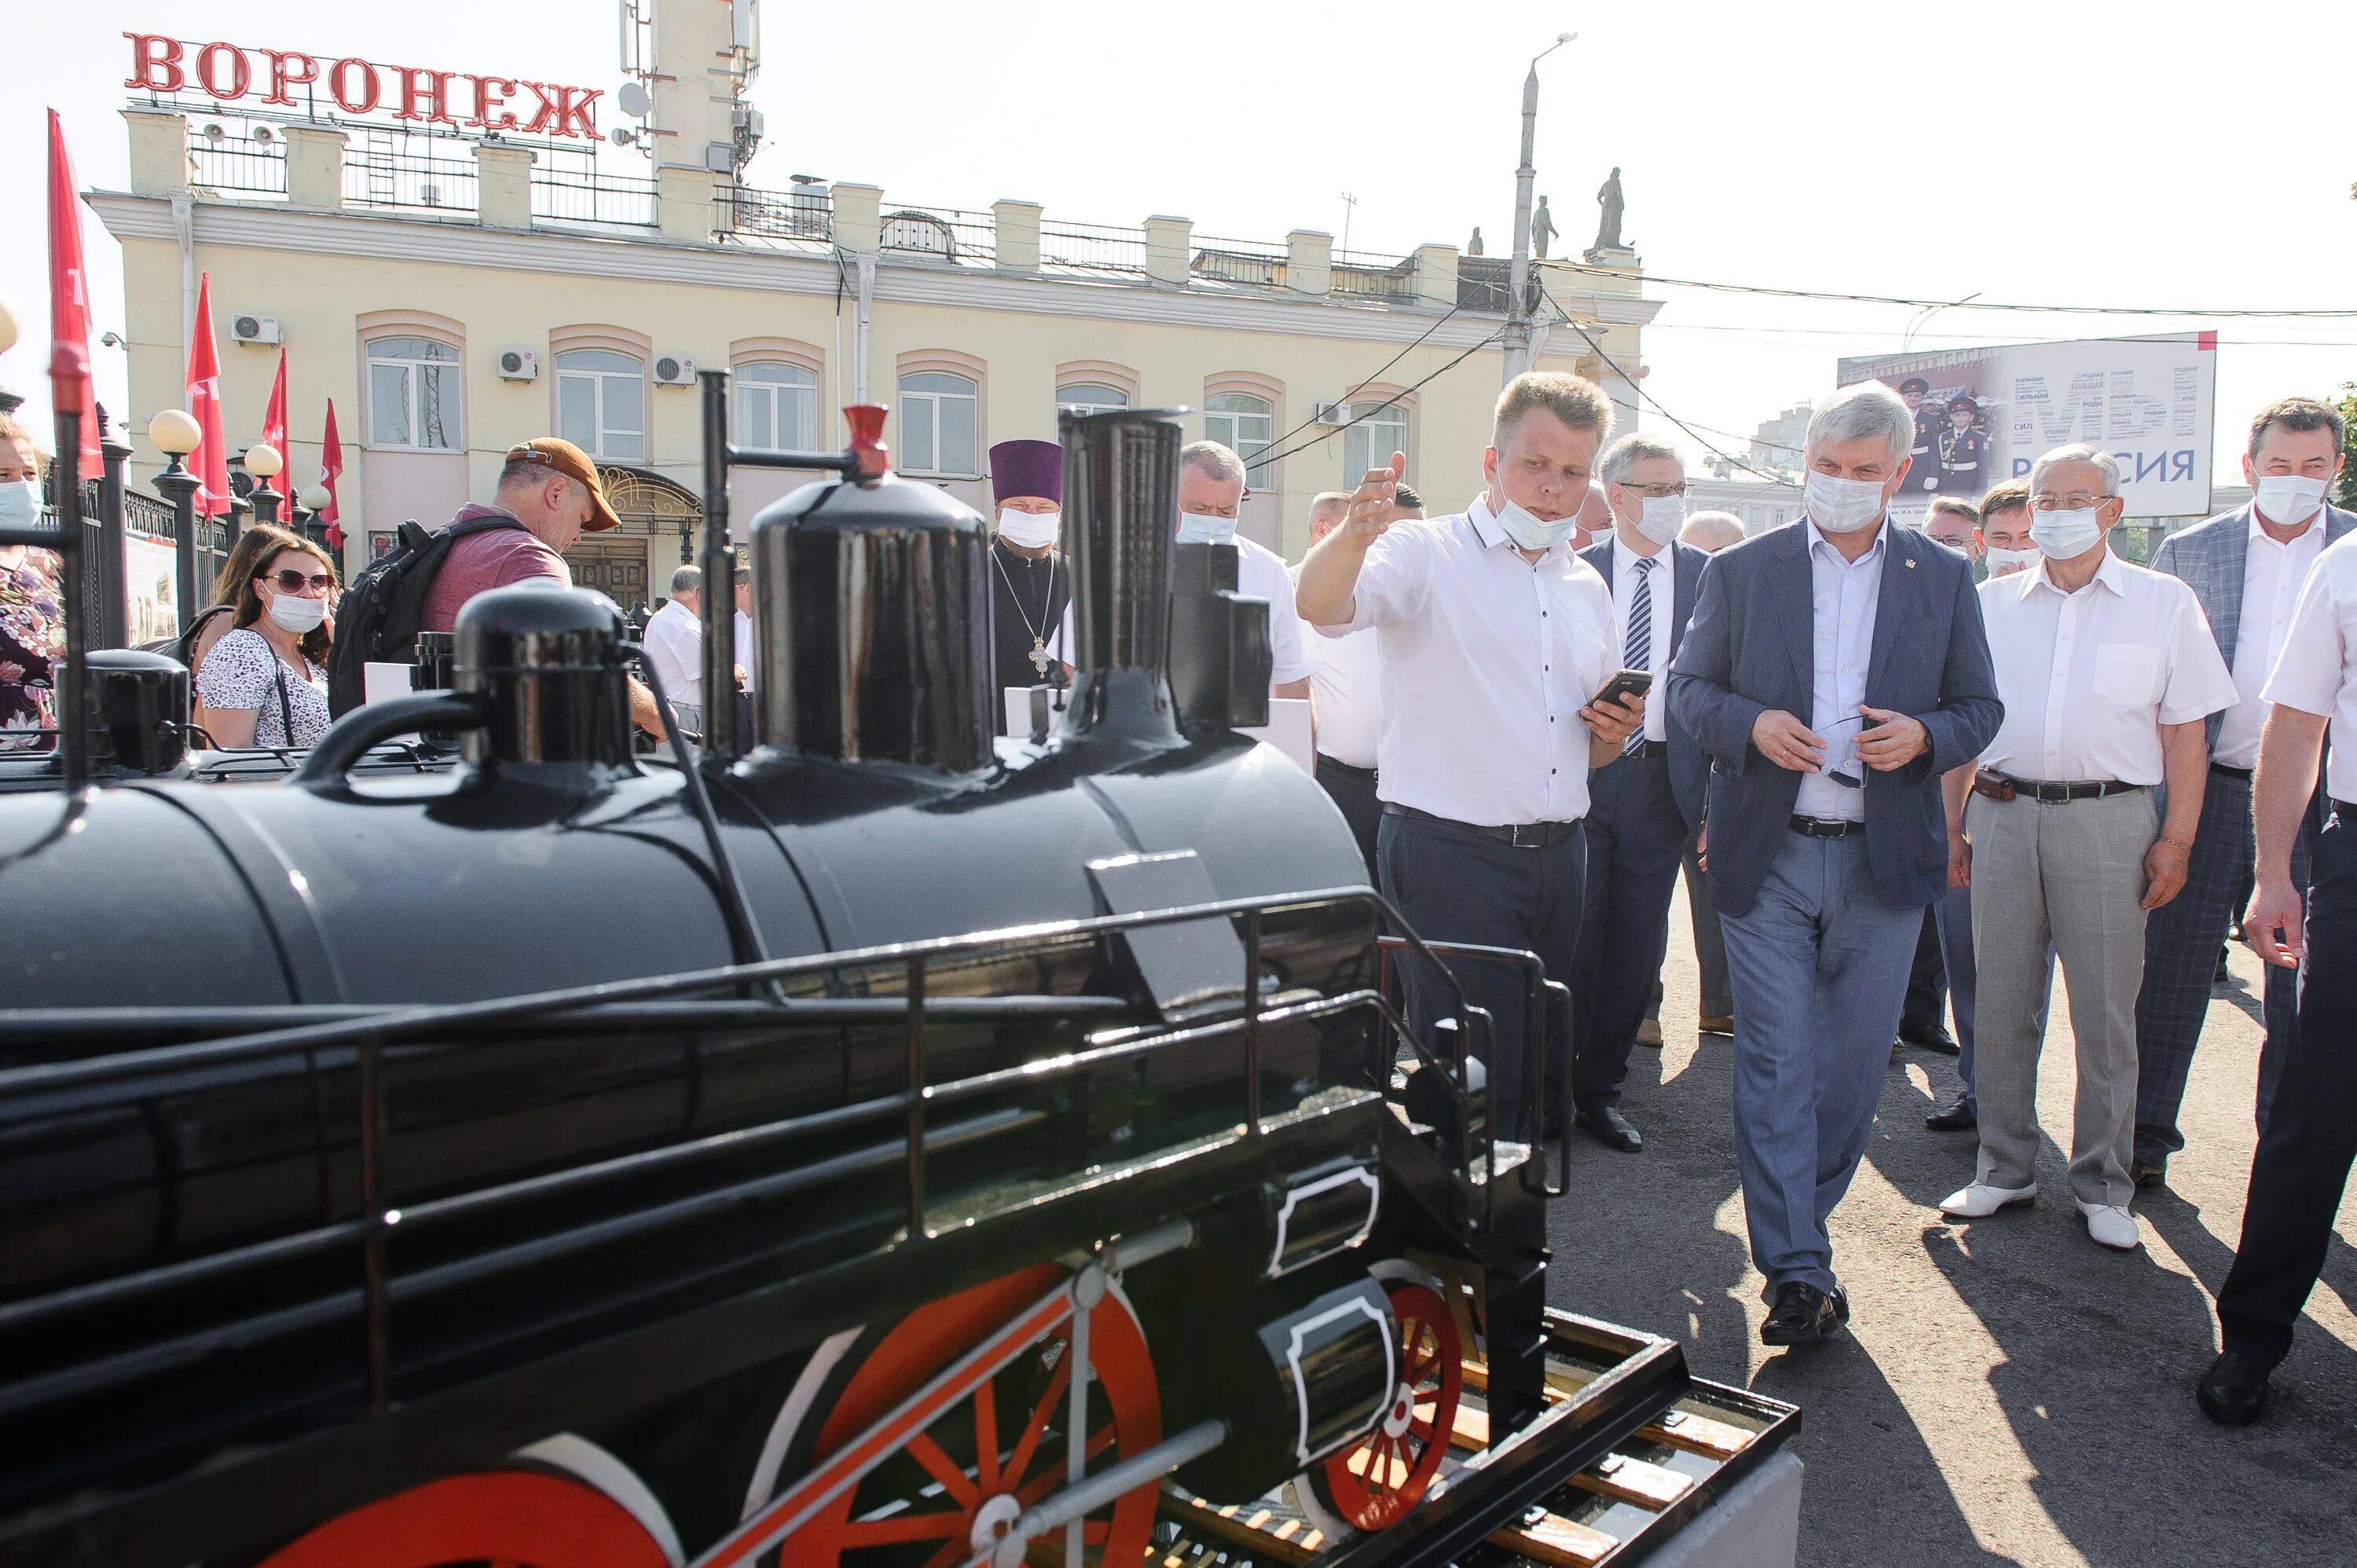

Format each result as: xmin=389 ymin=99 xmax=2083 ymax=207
xmin=453 ymin=580 xmax=633 ymax=770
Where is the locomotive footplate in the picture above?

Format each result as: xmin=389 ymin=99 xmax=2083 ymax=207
xmin=1157 ymin=1307 xmax=1799 ymax=1566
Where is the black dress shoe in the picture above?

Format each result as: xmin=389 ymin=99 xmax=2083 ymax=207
xmin=2132 ymin=1160 xmax=2167 ymax=1190
xmin=1761 ymin=1281 xmax=1843 ymax=1346
xmin=1925 ymin=1091 xmax=1977 ymax=1131
xmin=1897 ymin=1021 xmax=1960 ymax=1055
xmin=1574 ymin=1103 xmax=1644 ymax=1153
xmin=2197 ymin=1351 xmax=2271 ymax=1425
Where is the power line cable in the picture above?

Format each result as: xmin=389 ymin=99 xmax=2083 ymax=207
xmin=1251 ymin=329 xmax=1507 ymax=474
xmin=1541 ymin=284 xmax=1789 ymax=485
xmin=1240 ymin=302 xmax=1469 ymax=464
xmin=1544 ymin=259 xmax=2357 ymax=320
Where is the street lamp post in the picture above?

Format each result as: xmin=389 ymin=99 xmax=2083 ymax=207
xmin=1505 ymin=31 xmax=1575 ymax=385
xmin=149 ymin=410 xmax=204 ymax=634
xmin=245 ymin=443 xmax=284 ymax=527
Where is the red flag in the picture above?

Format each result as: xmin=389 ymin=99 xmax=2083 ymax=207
xmin=259 ymin=347 xmax=288 ymax=464
xmin=317 ymin=399 xmax=345 ymax=550
xmin=46 ymin=108 xmax=99 ymax=467
xmin=187 ymin=273 xmax=230 ymax=518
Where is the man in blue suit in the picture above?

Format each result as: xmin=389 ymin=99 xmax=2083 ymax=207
xmin=1668 ymin=382 xmax=2003 ymax=1346
xmin=1569 ymin=434 xmax=1710 ymax=1152
xmin=2134 ymin=397 xmax=2354 ymax=1186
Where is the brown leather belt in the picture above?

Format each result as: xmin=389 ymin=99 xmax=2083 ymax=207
xmin=1971 ymin=770 xmax=2143 ymax=804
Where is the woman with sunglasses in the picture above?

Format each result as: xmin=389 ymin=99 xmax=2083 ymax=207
xmin=193 ymin=526 xmax=339 ymax=749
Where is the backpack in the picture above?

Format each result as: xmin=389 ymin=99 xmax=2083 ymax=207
xmin=325 ymin=515 xmax=527 ymax=717
xmin=137 ymin=602 xmax=233 ymax=667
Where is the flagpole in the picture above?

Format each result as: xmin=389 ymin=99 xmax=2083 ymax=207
xmin=47 ymin=344 xmax=90 ymax=793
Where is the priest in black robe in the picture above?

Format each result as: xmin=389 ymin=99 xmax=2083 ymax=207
xmin=986 ymin=438 xmax=1072 ymax=729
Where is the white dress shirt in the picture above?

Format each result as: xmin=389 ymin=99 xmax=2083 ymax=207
xmin=1237 ymin=535 xmax=1317 ymax=687
xmin=1317 ymin=496 xmax=1615 ymax=825
xmin=734 ymin=607 xmax=757 ymax=693
xmin=1610 ymin=537 xmax=1674 ymax=743
xmin=643 ymin=597 xmax=703 ymax=710
xmin=2214 ymin=509 xmax=2328 ymax=768
xmin=2262 ymin=530 xmax=2357 ymax=803
xmin=1978 ymin=549 xmax=2235 ymax=785
xmin=1292 ymin=561 xmax=1379 ymax=768
xmin=1793 ymin=522 xmax=1889 ymax=822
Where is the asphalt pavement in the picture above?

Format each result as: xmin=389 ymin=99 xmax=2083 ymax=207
xmin=1546 ymin=885 xmax=2357 ymax=1567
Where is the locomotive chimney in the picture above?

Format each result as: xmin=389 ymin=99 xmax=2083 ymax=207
xmin=1056 ymin=406 xmax=1184 ymax=742
xmin=454 ymin=583 xmax=636 ymax=771
xmin=753 ymin=407 xmax=995 ymax=771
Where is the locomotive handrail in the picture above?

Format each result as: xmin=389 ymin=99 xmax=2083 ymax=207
xmin=290 ymin=691 xmax=487 ymax=786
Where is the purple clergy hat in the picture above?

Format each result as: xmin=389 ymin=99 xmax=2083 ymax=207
xmin=988 ymin=438 xmax=1063 ymax=506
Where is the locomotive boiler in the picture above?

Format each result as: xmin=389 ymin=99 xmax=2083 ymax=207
xmin=0 ymin=388 xmax=1795 ymax=1567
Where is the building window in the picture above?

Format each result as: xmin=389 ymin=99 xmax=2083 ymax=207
xmin=735 ymin=361 xmax=819 ymax=452
xmin=556 ymin=349 xmax=646 ymax=461
xmin=1342 ymin=399 xmax=1408 ymax=482
xmin=1204 ymin=392 xmax=1276 ymax=487
xmin=365 ymin=336 xmax=460 ymax=450
xmin=899 ymin=371 xmax=979 ymax=477
xmin=1058 ymin=383 xmax=1128 ymax=416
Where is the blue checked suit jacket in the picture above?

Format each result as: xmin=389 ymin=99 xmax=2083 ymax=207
xmin=2148 ymin=502 xmax=2357 ymax=753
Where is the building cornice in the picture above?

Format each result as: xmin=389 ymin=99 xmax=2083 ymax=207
xmin=89 ymin=192 xmax=1659 ymax=346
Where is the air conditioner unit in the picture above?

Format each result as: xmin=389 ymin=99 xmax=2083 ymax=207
xmin=1314 ymin=401 xmax=1349 ymax=426
xmin=653 ymin=354 xmax=697 ymax=387
xmin=230 ymin=314 xmax=280 ymax=346
xmin=497 ymin=347 xmax=538 ymax=381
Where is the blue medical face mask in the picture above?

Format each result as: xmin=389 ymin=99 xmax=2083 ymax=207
xmin=1177 ymin=510 xmax=1238 ymax=546
xmin=1492 ymin=494 xmax=1576 ymax=551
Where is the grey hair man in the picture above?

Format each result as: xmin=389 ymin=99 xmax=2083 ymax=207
xmin=1667 ymin=377 xmax=2002 ymax=1343
xmin=1565 ymin=433 xmax=1711 ymax=1152
xmin=1176 ymin=439 xmax=1315 ymax=701
xmin=643 ymin=562 xmax=707 ymax=716
xmin=1296 ymin=485 xmax=1423 ymax=877
xmin=1296 ymin=371 xmax=1645 ymax=1141
xmin=1679 ymin=511 xmax=1746 ymax=553
xmin=1940 ymin=443 xmax=2235 ymax=1251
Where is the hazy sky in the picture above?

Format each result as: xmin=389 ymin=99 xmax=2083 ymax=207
xmin=8 ymin=0 xmax=2355 ymax=487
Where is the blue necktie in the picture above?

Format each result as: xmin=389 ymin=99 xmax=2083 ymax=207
xmin=1623 ymin=558 xmax=1652 ymax=756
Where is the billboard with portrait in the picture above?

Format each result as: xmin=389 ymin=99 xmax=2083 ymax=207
xmin=1838 ymin=332 xmax=2217 ymax=523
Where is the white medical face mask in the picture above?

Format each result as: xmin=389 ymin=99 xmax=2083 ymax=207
xmin=1492 ymin=495 xmax=1576 ymax=552
xmin=1176 ymin=511 xmax=1238 ymax=546
xmin=996 ymin=507 xmax=1060 ymax=549
xmin=2254 ymin=474 xmax=2328 ymax=529
xmin=1983 ymin=545 xmax=2040 ymax=577
xmin=1636 ymin=494 xmax=1686 ymax=547
xmin=0 ymin=479 xmax=39 ymax=532
xmin=1804 ymin=471 xmax=1889 ymax=534
xmin=266 ymin=592 xmax=328 ymax=634
xmin=2029 ymin=507 xmax=2106 ymax=561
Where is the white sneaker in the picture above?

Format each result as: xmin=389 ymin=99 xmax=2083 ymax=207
xmin=1940 ymin=1181 xmax=2036 ymax=1218
xmin=2078 ymin=1201 xmax=2141 ymax=1250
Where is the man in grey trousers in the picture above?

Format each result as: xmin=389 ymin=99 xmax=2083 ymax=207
xmin=1939 ymin=445 xmax=2234 ymax=1251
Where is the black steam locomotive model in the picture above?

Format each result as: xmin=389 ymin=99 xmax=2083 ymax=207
xmin=0 ymin=390 xmax=1793 ymax=1567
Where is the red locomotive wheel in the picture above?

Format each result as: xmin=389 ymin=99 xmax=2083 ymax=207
xmin=253 ymin=1469 xmax=675 ymax=1568
xmin=1304 ymin=1268 xmax=1462 ymax=1533
xmin=745 ymin=1262 xmax=1164 ymax=1567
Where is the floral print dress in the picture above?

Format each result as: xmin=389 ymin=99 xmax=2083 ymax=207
xmin=0 ymin=548 xmax=63 ymax=753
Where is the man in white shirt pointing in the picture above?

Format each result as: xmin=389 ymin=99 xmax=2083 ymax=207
xmin=1296 ymin=372 xmax=1643 ymax=1143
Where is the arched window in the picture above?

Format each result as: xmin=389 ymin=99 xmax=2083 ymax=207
xmin=1342 ymin=397 xmax=1409 ymax=485
xmin=365 ymin=335 xmax=460 ymax=450
xmin=899 ymin=371 xmax=979 ymax=477
xmin=556 ymin=349 xmax=646 ymax=461
xmin=1057 ymin=383 xmax=1128 ymax=416
xmin=735 ymin=361 xmax=819 ymax=452
xmin=1204 ymin=392 xmax=1275 ymax=487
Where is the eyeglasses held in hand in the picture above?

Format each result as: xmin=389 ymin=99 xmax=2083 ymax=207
xmin=1820 ymin=712 xmax=1872 ymax=789
xmin=269 ymin=570 xmax=336 ymax=594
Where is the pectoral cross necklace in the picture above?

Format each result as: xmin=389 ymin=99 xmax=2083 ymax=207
xmin=992 ymin=544 xmax=1057 ymax=677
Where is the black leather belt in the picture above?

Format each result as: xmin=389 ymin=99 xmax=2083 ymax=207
xmin=1789 ymin=815 xmax=1865 ymax=839
xmin=1992 ymin=774 xmax=2143 ymax=804
xmin=2335 ymin=799 xmax=2356 ymax=822
xmin=1384 ymin=802 xmax=1582 ymax=848
xmin=1316 ymin=755 xmax=1378 ymax=781
xmin=2210 ymin=762 xmax=2256 ymax=782
xmin=1616 ymin=739 xmax=1669 ymax=760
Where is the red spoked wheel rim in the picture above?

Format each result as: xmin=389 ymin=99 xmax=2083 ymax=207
xmin=253 ymin=1469 xmax=674 ymax=1568
xmin=765 ymin=1263 xmax=1164 ymax=1567
xmin=1307 ymin=1274 xmax=1461 ymax=1532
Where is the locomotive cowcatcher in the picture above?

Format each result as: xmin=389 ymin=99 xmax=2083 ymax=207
xmin=0 ymin=378 xmax=1795 ymax=1566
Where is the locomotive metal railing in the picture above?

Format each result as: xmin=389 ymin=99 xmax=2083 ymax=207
xmin=0 ymin=884 xmax=1504 ymax=1420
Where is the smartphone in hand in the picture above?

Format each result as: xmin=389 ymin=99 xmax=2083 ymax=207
xmin=1591 ymin=668 xmax=1655 ymax=709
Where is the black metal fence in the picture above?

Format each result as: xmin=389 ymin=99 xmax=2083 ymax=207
xmin=38 ymin=435 xmax=226 ymax=652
